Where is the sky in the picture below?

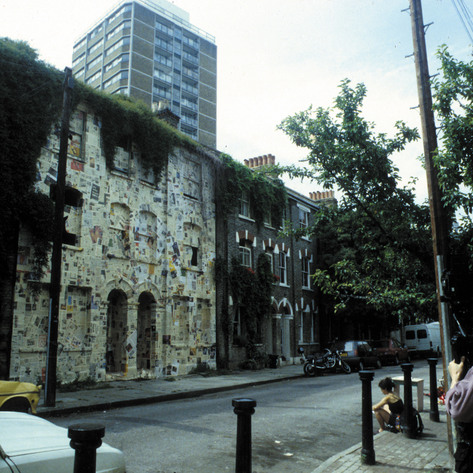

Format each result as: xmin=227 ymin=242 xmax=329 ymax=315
xmin=1 ymin=0 xmax=472 ymax=203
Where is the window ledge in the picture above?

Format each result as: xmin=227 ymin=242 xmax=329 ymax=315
xmin=63 ymin=244 xmax=84 ymax=252
xmin=140 ymin=179 xmax=157 ymax=188
xmin=182 ymin=267 xmax=204 ymax=274
xmin=279 ymin=283 xmax=290 ymax=288
xmin=238 ymin=215 xmax=255 ymax=223
xmin=111 ymin=170 xmax=132 ymax=180
xmin=183 ymin=195 xmax=201 ymax=202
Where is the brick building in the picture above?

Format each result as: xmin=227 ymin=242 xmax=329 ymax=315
xmin=215 ymin=154 xmax=330 ymax=368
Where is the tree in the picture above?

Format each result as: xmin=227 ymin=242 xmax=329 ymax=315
xmin=277 ymin=80 xmax=435 ymax=332
xmin=432 ymin=46 xmax=473 ymax=332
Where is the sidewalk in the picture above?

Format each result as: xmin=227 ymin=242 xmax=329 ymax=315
xmin=311 ymin=409 xmax=452 ymax=473
xmin=37 ymin=364 xmax=305 ymax=417
xmin=37 ymin=364 xmax=453 ymax=472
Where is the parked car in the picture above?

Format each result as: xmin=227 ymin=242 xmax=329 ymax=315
xmin=371 ymin=338 xmax=410 ymax=365
xmin=0 ymin=411 xmax=126 ymax=473
xmin=0 ymin=381 xmax=41 ymax=414
xmin=331 ymin=340 xmax=382 ymax=371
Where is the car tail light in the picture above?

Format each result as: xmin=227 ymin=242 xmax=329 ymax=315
xmin=354 ymin=348 xmax=358 ymax=356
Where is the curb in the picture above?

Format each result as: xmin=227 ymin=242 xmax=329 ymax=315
xmin=310 ymin=431 xmax=389 ymax=473
xmin=38 ymin=373 xmax=303 ymax=417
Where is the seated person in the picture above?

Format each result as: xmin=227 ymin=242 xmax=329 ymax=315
xmin=372 ymin=377 xmax=404 ymax=433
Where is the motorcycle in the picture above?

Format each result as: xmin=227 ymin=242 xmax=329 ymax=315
xmin=332 ymin=349 xmax=352 ymax=374
xmin=299 ymin=347 xmax=351 ymax=376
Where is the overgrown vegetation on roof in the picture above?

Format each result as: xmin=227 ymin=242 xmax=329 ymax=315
xmin=0 ymin=38 xmax=200 ymax=282
xmin=217 ymin=153 xmax=287 ymax=226
xmin=74 ymin=85 xmax=198 ymax=177
xmin=0 ymin=39 xmax=288 ymax=337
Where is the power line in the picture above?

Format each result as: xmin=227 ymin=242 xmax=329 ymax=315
xmin=451 ymin=0 xmax=473 ymax=43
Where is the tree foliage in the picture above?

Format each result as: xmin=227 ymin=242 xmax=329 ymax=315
xmin=433 ymin=46 xmax=473 ymax=225
xmin=432 ymin=46 xmax=473 ymax=329
xmin=277 ymin=80 xmax=435 ymax=325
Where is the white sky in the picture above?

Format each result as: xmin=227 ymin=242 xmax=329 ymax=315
xmin=1 ymin=0 xmax=472 ymax=203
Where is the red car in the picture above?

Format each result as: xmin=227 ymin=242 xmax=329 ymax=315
xmin=371 ymin=338 xmax=410 ymax=365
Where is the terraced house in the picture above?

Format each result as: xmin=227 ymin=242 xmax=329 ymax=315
xmin=215 ymin=154 xmax=336 ymax=369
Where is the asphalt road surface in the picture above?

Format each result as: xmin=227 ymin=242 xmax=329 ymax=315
xmin=52 ymin=360 xmax=432 ymax=473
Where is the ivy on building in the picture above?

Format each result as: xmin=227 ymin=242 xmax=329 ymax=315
xmin=229 ymin=254 xmax=274 ymax=344
xmin=217 ymin=153 xmax=287 ymax=227
xmin=75 ymin=85 xmax=197 ymax=178
xmin=0 ymin=39 xmax=200 ymax=281
xmin=0 ymin=39 xmax=63 ymax=282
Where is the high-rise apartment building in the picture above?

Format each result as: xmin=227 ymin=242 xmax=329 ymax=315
xmin=72 ymin=0 xmax=217 ymax=147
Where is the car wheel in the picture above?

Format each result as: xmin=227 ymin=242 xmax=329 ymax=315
xmin=358 ymin=361 xmax=364 ymax=371
xmin=0 ymin=397 xmax=31 ymax=413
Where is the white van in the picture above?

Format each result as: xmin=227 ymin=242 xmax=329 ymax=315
xmin=403 ymin=322 xmax=442 ymax=356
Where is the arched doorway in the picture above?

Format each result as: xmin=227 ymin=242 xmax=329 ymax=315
xmin=106 ymin=289 xmax=128 ymax=373
xmin=137 ymin=292 xmax=156 ymax=370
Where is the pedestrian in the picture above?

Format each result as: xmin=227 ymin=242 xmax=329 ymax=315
xmin=446 ymin=356 xmax=473 ymax=472
xmin=372 ymin=377 xmax=404 ymax=433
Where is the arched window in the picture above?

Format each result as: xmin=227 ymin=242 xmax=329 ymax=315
xmin=134 ymin=210 xmax=157 ymax=261
xmin=109 ymin=203 xmax=131 ymax=257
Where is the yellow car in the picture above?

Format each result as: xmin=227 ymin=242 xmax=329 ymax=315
xmin=0 ymin=381 xmax=41 ymax=414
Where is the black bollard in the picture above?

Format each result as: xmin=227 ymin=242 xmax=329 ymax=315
xmin=233 ymin=398 xmax=257 ymax=473
xmin=68 ymin=423 xmax=105 ymax=473
xmin=401 ymin=363 xmax=416 ymax=438
xmin=359 ymin=370 xmax=375 ymax=465
xmin=427 ymin=358 xmax=440 ymax=422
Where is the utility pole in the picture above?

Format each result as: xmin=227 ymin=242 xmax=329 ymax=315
xmin=44 ymin=67 xmax=74 ymax=407
xmin=408 ymin=0 xmax=453 ymax=453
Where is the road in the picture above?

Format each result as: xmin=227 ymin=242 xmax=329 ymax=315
xmin=52 ymin=361 xmax=432 ymax=473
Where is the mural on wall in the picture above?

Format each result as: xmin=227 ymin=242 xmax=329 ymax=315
xmin=10 ymin=106 xmax=217 ymax=384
